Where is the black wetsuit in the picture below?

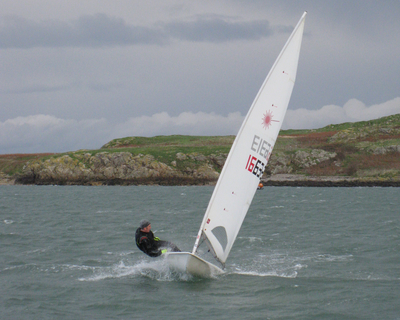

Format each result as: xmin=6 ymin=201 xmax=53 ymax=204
xmin=135 ymin=228 xmax=181 ymax=257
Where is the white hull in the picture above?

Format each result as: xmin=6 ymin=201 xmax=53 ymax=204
xmin=166 ymin=252 xmax=224 ymax=277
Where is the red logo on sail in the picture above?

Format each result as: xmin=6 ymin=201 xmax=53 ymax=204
xmin=262 ymin=110 xmax=279 ymax=129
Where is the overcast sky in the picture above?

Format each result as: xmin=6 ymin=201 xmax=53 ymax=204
xmin=1 ymin=0 xmax=400 ymax=154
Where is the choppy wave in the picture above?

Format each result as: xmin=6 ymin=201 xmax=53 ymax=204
xmin=2 ymin=185 xmax=400 ymax=319
xmin=226 ymin=251 xmax=357 ymax=279
xmin=230 ymin=266 xmax=302 ymax=278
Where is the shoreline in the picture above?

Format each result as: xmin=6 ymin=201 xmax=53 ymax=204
xmin=2 ymin=174 xmax=400 ymax=187
xmin=261 ymin=174 xmax=400 ymax=187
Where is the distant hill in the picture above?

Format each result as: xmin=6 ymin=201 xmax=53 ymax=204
xmin=1 ymin=114 xmax=399 ymax=186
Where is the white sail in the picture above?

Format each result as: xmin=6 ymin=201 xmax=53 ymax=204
xmin=192 ymin=12 xmax=307 ymax=266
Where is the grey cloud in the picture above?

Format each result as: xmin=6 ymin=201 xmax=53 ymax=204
xmin=1 ymin=81 xmax=123 ymax=94
xmin=165 ymin=15 xmax=275 ymax=43
xmin=1 ymin=83 xmax=72 ymax=94
xmin=0 ymin=115 xmax=110 ymax=154
xmin=0 ymin=14 xmax=282 ymax=49
xmin=0 ymin=14 xmax=166 ymax=49
xmin=86 ymin=82 xmax=124 ymax=92
xmin=283 ymin=98 xmax=400 ymax=130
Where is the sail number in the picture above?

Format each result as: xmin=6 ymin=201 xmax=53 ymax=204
xmin=245 ymin=155 xmax=265 ymax=178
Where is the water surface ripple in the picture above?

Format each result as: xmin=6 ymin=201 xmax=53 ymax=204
xmin=1 ymin=186 xmax=399 ymax=319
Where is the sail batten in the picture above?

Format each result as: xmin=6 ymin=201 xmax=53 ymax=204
xmin=193 ymin=12 xmax=307 ymax=266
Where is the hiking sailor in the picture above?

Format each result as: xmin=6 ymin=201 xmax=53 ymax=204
xmin=135 ymin=220 xmax=181 ymax=257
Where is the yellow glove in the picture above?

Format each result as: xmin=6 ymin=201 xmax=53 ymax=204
xmin=154 ymin=237 xmax=160 ymax=241
xmin=161 ymin=249 xmax=168 ymax=254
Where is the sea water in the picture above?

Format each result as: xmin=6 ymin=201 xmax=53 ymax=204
xmin=1 ymin=185 xmax=399 ymax=320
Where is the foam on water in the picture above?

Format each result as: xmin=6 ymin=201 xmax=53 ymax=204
xmin=78 ymin=258 xmax=193 ymax=282
xmin=226 ymin=250 xmax=357 ymax=279
xmin=230 ymin=269 xmax=299 ymax=278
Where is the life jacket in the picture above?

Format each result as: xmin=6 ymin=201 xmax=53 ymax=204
xmin=135 ymin=228 xmax=161 ymax=257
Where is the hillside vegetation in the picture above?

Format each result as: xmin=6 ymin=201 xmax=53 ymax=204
xmin=1 ymin=114 xmax=399 ymax=186
xmin=270 ymin=114 xmax=400 ymax=179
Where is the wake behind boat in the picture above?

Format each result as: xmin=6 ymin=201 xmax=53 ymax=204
xmin=167 ymin=12 xmax=307 ymax=277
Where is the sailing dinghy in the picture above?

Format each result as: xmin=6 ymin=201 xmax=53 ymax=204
xmin=166 ymin=12 xmax=307 ymax=277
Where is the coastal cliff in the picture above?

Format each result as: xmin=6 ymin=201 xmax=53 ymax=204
xmin=1 ymin=114 xmax=400 ymax=186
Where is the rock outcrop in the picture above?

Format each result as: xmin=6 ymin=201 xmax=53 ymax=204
xmin=266 ymin=149 xmax=337 ymax=175
xmin=16 ymin=147 xmax=340 ymax=186
xmin=18 ymin=152 xmax=222 ymax=185
xmin=0 ymin=172 xmax=15 ymax=185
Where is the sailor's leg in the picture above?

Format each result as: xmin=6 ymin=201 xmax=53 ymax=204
xmin=168 ymin=242 xmax=181 ymax=252
xmin=158 ymin=240 xmax=181 ymax=252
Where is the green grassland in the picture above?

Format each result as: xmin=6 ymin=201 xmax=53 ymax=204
xmin=99 ymin=135 xmax=235 ymax=172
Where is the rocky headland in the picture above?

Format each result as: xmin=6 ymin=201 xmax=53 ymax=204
xmin=1 ymin=114 xmax=400 ymax=187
